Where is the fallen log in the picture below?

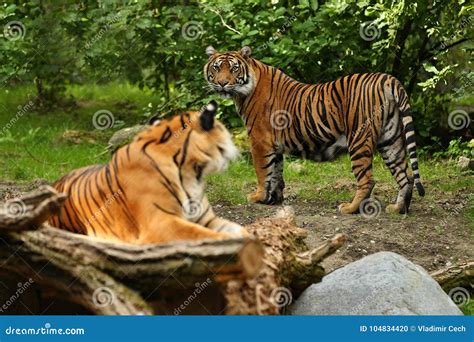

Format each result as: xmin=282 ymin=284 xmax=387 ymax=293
xmin=0 ymin=186 xmax=264 ymax=314
xmin=0 ymin=187 xmax=345 ymax=315
xmin=1 ymin=227 xmax=263 ymax=293
xmin=430 ymin=262 xmax=474 ymax=291
xmin=0 ymin=185 xmax=66 ymax=231
xmin=224 ymin=207 xmax=347 ymax=315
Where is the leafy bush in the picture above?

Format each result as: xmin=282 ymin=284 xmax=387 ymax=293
xmin=433 ymin=138 xmax=474 ymax=159
xmin=0 ymin=0 xmax=472 ymax=149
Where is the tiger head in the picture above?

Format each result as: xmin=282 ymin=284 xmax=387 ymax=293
xmin=143 ymin=101 xmax=239 ymax=178
xmin=204 ymin=46 xmax=255 ymax=99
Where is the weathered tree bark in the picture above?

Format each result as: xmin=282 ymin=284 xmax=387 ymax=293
xmin=0 ymin=185 xmax=66 ymax=231
xmin=0 ymin=227 xmax=264 ymax=314
xmin=0 ymin=187 xmax=344 ymax=315
xmin=0 ymin=186 xmax=265 ymax=314
xmin=224 ymin=207 xmax=347 ymax=315
xmin=430 ymin=262 xmax=474 ymax=292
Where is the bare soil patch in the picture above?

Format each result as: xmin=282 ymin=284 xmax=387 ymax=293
xmin=213 ymin=185 xmax=473 ymax=273
xmin=1 ymin=180 xmax=472 ymax=273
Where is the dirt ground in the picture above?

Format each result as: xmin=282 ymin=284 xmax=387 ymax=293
xmin=1 ymin=179 xmax=472 ymax=274
xmin=212 ymin=183 xmax=473 ymax=274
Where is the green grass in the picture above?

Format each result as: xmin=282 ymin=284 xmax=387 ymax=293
xmin=1 ymin=83 xmax=473 ymax=210
xmin=206 ymin=153 xmax=474 ymax=206
xmin=461 ymin=299 xmax=474 ymax=315
xmin=0 ymin=83 xmax=154 ymax=181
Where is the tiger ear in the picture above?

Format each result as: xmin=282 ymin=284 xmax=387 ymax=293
xmin=240 ymin=46 xmax=252 ymax=58
xmin=206 ymin=46 xmax=216 ymax=58
xmin=148 ymin=115 xmax=161 ymax=126
xmin=200 ymin=100 xmax=217 ymax=131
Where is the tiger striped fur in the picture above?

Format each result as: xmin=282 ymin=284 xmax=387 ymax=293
xmin=204 ymin=46 xmax=425 ymax=214
xmin=48 ymin=101 xmax=247 ymax=244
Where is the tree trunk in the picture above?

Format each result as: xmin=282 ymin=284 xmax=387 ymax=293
xmin=224 ymin=207 xmax=346 ymax=315
xmin=430 ymin=262 xmax=474 ymax=292
xmin=0 ymin=187 xmax=345 ymax=315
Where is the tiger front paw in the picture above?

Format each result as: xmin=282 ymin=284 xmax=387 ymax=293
xmin=385 ymin=203 xmax=407 ymax=214
xmin=248 ymin=190 xmax=266 ymax=203
xmin=337 ymin=202 xmax=358 ymax=215
xmin=220 ymin=223 xmax=249 ymax=238
xmin=248 ymin=190 xmax=283 ymax=205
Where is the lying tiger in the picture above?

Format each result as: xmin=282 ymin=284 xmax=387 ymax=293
xmin=48 ymin=101 xmax=247 ymax=244
xmin=204 ymin=46 xmax=425 ymax=214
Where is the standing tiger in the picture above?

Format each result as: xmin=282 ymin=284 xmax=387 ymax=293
xmin=204 ymin=46 xmax=425 ymax=214
xmin=48 ymin=101 xmax=247 ymax=244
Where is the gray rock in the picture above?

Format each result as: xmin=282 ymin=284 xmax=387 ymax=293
xmin=107 ymin=125 xmax=146 ymax=153
xmin=290 ymin=252 xmax=463 ymax=315
xmin=457 ymin=156 xmax=474 ymax=171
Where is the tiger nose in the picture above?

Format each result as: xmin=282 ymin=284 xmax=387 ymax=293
xmin=218 ymin=81 xmax=228 ymax=86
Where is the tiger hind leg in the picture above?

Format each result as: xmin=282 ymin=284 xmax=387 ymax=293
xmin=338 ymin=144 xmax=375 ymax=214
xmin=378 ymin=133 xmax=413 ymax=214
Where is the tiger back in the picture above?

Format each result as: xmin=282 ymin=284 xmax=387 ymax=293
xmin=204 ymin=46 xmax=425 ymax=215
xmin=48 ymin=101 xmax=247 ymax=244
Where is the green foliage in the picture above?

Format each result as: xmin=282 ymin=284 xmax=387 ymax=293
xmin=433 ymin=138 xmax=474 ymax=158
xmin=0 ymin=0 xmax=472 ymax=144
xmin=461 ymin=299 xmax=474 ymax=315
